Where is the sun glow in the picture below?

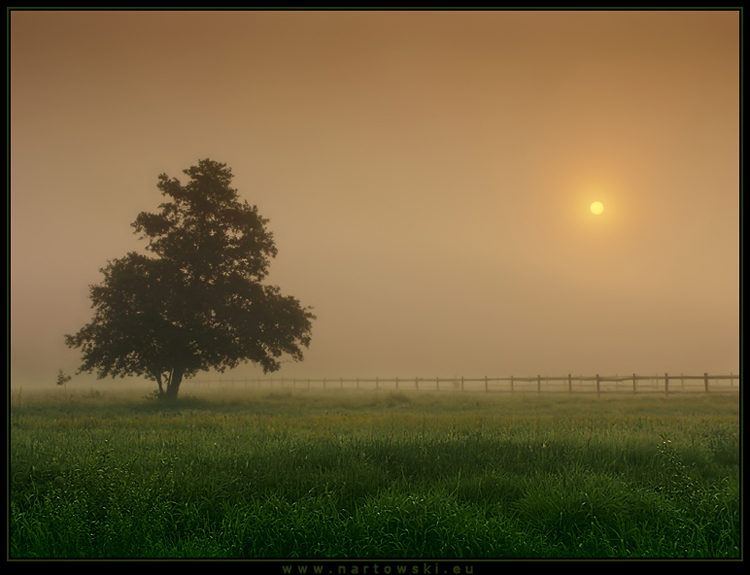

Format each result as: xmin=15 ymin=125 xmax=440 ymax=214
xmin=590 ymin=201 xmax=604 ymax=215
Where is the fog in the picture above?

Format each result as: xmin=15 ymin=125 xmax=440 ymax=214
xmin=9 ymin=10 xmax=740 ymax=390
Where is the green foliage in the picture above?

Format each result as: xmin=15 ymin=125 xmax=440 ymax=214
xmin=55 ymin=370 xmax=72 ymax=387
xmin=64 ymin=160 xmax=315 ymax=399
xmin=9 ymin=391 xmax=740 ymax=558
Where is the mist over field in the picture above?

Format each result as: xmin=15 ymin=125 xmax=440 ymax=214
xmin=9 ymin=10 xmax=739 ymax=392
xmin=8 ymin=12 xmax=741 ymax=562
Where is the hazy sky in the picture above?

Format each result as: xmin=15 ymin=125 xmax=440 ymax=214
xmin=10 ymin=10 xmax=740 ymax=388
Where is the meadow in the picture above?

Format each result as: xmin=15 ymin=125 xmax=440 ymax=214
xmin=9 ymin=387 xmax=741 ymax=559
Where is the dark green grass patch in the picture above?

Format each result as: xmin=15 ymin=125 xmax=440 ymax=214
xmin=9 ymin=389 xmax=740 ymax=558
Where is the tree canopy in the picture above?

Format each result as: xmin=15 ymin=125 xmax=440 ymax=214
xmin=65 ymin=159 xmax=315 ymax=399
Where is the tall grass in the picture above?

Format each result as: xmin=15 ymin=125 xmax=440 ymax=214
xmin=9 ymin=389 xmax=740 ymax=558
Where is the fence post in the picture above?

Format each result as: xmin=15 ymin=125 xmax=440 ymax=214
xmin=633 ymin=374 xmax=637 ymax=394
xmin=485 ymin=376 xmax=489 ymax=392
xmin=436 ymin=377 xmax=440 ymax=391
xmin=704 ymin=372 xmax=709 ymax=393
xmin=376 ymin=377 xmax=379 ymax=390
xmin=664 ymin=373 xmax=669 ymax=397
xmin=568 ymin=374 xmax=572 ymax=393
xmin=415 ymin=377 xmax=419 ymax=390
xmin=537 ymin=375 xmax=541 ymax=394
xmin=510 ymin=375 xmax=514 ymax=393
xmin=596 ymin=374 xmax=600 ymax=397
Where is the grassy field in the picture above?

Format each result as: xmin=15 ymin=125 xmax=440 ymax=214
xmin=9 ymin=387 xmax=741 ymax=559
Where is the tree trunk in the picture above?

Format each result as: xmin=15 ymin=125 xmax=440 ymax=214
xmin=155 ymin=373 xmax=165 ymax=397
xmin=164 ymin=366 xmax=185 ymax=400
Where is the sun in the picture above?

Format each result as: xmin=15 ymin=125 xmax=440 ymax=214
xmin=590 ymin=201 xmax=604 ymax=215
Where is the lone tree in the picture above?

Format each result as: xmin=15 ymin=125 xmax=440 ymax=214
xmin=65 ymin=159 xmax=315 ymax=400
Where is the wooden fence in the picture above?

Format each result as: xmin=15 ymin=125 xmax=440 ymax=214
xmin=187 ymin=373 xmax=739 ymax=396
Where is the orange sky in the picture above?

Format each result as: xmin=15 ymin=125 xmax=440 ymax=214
xmin=9 ymin=10 xmax=740 ymax=387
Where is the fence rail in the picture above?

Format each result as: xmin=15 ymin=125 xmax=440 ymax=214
xmin=187 ymin=373 xmax=739 ymax=396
